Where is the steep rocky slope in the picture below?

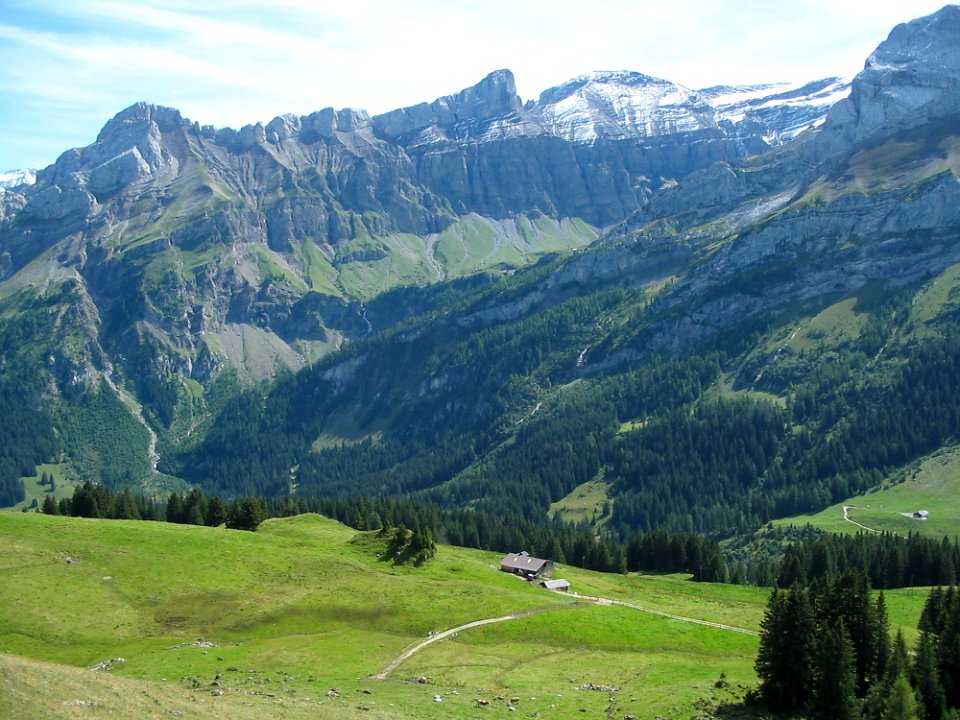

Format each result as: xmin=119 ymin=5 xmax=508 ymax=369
xmin=0 ymin=58 xmax=843 ymax=469
xmin=167 ymin=6 xmax=960 ymax=528
xmin=6 ymin=7 xmax=960 ymax=502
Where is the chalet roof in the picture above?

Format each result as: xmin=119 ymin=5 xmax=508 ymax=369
xmin=500 ymin=552 xmax=550 ymax=573
xmin=541 ymin=579 xmax=571 ymax=590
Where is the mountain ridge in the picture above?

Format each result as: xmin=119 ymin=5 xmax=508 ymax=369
xmin=2 ymin=6 xmax=960 ymax=533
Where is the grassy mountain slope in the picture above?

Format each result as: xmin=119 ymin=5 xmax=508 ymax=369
xmin=0 ymin=511 xmax=931 ymax=719
xmin=0 ymin=512 xmax=777 ymax=719
xmin=775 ymin=445 xmax=960 ymax=538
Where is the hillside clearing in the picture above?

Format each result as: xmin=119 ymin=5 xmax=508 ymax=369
xmin=0 ymin=512 xmax=930 ymax=719
xmin=777 ymin=445 xmax=960 ymax=538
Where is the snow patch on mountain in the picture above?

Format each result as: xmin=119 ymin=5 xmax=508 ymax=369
xmin=0 ymin=169 xmax=37 ymax=189
xmin=703 ymin=77 xmax=851 ymax=142
xmin=531 ymin=71 xmax=714 ymax=142
xmin=523 ymin=71 xmax=849 ymax=146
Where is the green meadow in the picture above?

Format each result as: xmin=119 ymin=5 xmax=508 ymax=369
xmin=0 ymin=511 xmax=929 ymax=719
xmin=776 ymin=445 xmax=960 ymax=539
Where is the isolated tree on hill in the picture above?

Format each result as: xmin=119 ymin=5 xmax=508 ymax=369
xmin=226 ymin=497 xmax=266 ymax=531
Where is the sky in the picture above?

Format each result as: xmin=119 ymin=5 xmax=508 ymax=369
xmin=0 ymin=0 xmax=952 ymax=172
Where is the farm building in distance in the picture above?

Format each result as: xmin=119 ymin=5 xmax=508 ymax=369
xmin=913 ymin=510 xmax=930 ymax=519
xmin=500 ymin=551 xmax=553 ymax=579
xmin=541 ymin=578 xmax=571 ymax=591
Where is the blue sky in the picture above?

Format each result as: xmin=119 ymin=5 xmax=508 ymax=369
xmin=0 ymin=0 xmax=952 ymax=172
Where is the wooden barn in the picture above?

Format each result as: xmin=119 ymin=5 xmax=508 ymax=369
xmin=500 ymin=551 xmax=553 ymax=579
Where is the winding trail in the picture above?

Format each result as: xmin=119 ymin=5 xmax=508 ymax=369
xmin=842 ymin=505 xmax=881 ymax=534
xmin=373 ymin=605 xmax=569 ymax=679
xmin=373 ymin=589 xmax=759 ymax=679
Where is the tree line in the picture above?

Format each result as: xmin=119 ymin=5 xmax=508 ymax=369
xmin=40 ymin=483 xmax=726 ymax=580
xmin=43 ymin=483 xmax=267 ymax=532
xmin=755 ymin=574 xmax=960 ymax=719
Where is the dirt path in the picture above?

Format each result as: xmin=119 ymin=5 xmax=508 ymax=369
xmin=842 ymin=505 xmax=880 ymax=534
xmin=373 ymin=605 xmax=569 ymax=679
xmin=374 ymin=589 xmax=758 ymax=679
xmin=563 ymin=591 xmax=759 ymax=636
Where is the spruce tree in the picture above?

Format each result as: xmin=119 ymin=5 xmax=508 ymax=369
xmin=882 ymin=674 xmax=921 ymax=720
xmin=756 ymin=586 xmax=815 ymax=711
xmin=205 ymin=496 xmax=227 ymax=527
xmin=226 ymin=497 xmax=265 ymax=531
xmin=912 ymin=631 xmax=946 ymax=720
xmin=810 ymin=623 xmax=860 ymax=720
xmin=112 ymin=489 xmax=141 ymax=520
xmin=872 ymin=591 xmax=892 ymax=689
xmin=863 ymin=631 xmax=910 ymax=720
xmin=165 ymin=493 xmax=184 ymax=523
xmin=41 ymin=494 xmax=58 ymax=515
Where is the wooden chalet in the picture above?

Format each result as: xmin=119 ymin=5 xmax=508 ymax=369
xmin=500 ymin=551 xmax=553 ymax=579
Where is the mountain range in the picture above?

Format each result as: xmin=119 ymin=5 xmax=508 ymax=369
xmin=2 ymin=5 xmax=960 ymax=537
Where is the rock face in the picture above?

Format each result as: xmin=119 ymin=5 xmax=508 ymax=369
xmin=0 ymin=64 xmax=844 ymax=383
xmin=3 ymin=6 xmax=952 ymax=461
xmin=549 ymin=6 xmax=960 ymax=358
xmin=1 ymin=5 xmax=958 ymax=495
xmin=824 ymin=5 xmax=960 ymax=147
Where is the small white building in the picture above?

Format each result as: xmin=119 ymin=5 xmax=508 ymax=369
xmin=913 ymin=510 xmax=930 ymax=520
xmin=541 ymin=578 xmax=571 ymax=592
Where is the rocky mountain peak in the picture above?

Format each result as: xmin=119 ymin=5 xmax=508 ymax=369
xmin=531 ymin=70 xmax=711 ymax=142
xmin=96 ymin=102 xmax=187 ymax=142
xmin=537 ymin=70 xmax=682 ymax=103
xmin=824 ymin=4 xmax=960 ymax=145
xmin=372 ymin=69 xmax=522 ymax=140
xmin=0 ymin=169 xmax=36 ymax=190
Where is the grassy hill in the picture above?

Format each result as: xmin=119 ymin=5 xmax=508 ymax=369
xmin=0 ymin=512 xmax=932 ymax=719
xmin=775 ymin=445 xmax=960 ymax=538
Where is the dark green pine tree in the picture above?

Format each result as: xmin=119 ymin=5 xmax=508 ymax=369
xmin=183 ymin=489 xmax=207 ymax=526
xmin=71 ymin=483 xmax=101 ymax=518
xmin=822 ymin=569 xmax=876 ymax=697
xmin=810 ymin=623 xmax=860 ymax=720
xmin=912 ymin=630 xmax=946 ymax=720
xmin=165 ymin=493 xmax=184 ymax=524
xmin=920 ymin=587 xmax=946 ymax=635
xmin=756 ymin=586 xmax=815 ymax=711
xmin=112 ymin=489 xmax=141 ymax=520
xmin=226 ymin=497 xmax=266 ymax=531
xmin=41 ymin=494 xmax=59 ymax=515
xmin=863 ymin=631 xmax=909 ymax=720
xmin=941 ymin=588 xmax=960 ymax=709
xmin=205 ymin=496 xmax=227 ymax=527
xmin=872 ymin=591 xmax=892 ymax=689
